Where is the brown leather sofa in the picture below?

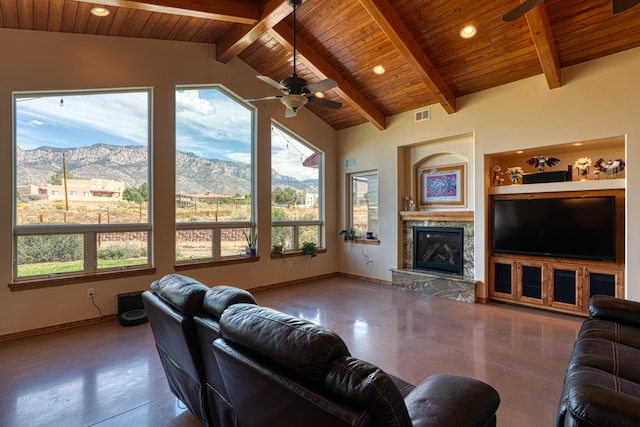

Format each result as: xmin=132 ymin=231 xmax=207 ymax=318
xmin=145 ymin=274 xmax=500 ymax=427
xmin=556 ymin=295 xmax=640 ymax=426
xmin=142 ymin=274 xmax=256 ymax=427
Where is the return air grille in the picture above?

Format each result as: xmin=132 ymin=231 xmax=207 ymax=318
xmin=414 ymin=108 xmax=430 ymax=122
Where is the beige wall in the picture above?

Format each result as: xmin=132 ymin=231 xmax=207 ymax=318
xmin=0 ymin=29 xmax=338 ymax=336
xmin=2 ymin=28 xmax=638 ymax=337
xmin=338 ymin=46 xmax=639 ymax=301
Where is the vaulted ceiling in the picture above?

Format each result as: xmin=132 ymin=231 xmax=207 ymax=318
xmin=2 ymin=0 xmax=640 ymax=130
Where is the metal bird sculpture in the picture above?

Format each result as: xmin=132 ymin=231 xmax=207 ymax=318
xmin=595 ymin=158 xmax=625 ymax=179
xmin=526 ymin=156 xmax=560 ymax=172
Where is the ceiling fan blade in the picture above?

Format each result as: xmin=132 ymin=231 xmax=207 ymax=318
xmin=244 ymin=96 xmax=281 ymax=102
xmin=285 ymin=107 xmax=298 ymax=118
xmin=305 ymin=78 xmax=338 ymax=94
xmin=307 ymin=96 xmax=342 ymax=109
xmin=256 ymin=75 xmax=286 ymax=91
xmin=502 ymin=0 xmax=547 ymax=22
xmin=613 ymin=0 xmax=640 ymax=14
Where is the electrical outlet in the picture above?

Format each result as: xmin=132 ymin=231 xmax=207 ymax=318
xmin=87 ymin=288 xmax=95 ymax=298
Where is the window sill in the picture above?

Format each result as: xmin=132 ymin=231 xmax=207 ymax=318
xmin=9 ymin=267 xmax=157 ymax=292
xmin=342 ymin=239 xmax=380 ymax=245
xmin=270 ymin=248 xmax=327 ymax=259
xmin=175 ymin=255 xmax=260 ymax=271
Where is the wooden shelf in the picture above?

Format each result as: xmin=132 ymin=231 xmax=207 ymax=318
xmin=488 ymin=178 xmax=625 ymax=195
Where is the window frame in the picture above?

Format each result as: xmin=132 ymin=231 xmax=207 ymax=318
xmin=11 ymin=88 xmax=154 ymax=288
xmin=174 ymin=85 xmax=257 ymax=266
xmin=349 ymin=170 xmax=379 ymax=240
xmin=270 ymin=122 xmax=324 ymax=254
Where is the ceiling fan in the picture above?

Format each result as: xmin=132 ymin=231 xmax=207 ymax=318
xmin=502 ymin=0 xmax=640 ymax=21
xmin=245 ymin=0 xmax=342 ymax=118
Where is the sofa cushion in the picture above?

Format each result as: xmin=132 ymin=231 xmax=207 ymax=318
xmin=579 ymin=318 xmax=640 ymax=350
xmin=202 ymin=285 xmax=256 ymax=320
xmin=220 ymin=304 xmax=350 ymax=383
xmin=151 ymin=274 xmax=209 ymax=316
xmin=569 ymin=337 xmax=640 ymax=383
xmin=557 ymin=366 xmax=640 ymax=427
xmin=324 ymin=356 xmax=412 ymax=427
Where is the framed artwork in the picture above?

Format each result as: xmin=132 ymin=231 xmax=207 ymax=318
xmin=418 ymin=164 xmax=466 ymax=207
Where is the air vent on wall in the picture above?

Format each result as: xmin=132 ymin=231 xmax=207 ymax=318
xmin=414 ymin=108 xmax=431 ymax=122
xmin=345 ymin=158 xmax=356 ymax=168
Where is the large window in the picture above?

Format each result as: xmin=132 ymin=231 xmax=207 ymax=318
xmin=350 ymin=171 xmax=379 ymax=238
xmin=13 ymin=90 xmax=152 ymax=282
xmin=271 ymin=123 xmax=323 ymax=253
xmin=175 ymin=86 xmax=255 ymax=262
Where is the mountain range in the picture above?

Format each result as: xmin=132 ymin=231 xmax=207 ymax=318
xmin=16 ymin=144 xmax=318 ymax=195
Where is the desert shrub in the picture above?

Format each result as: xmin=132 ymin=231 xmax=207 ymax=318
xmin=17 ymin=234 xmax=83 ymax=264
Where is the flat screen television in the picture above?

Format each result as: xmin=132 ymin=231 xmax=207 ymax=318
xmin=492 ymin=196 xmax=616 ymax=262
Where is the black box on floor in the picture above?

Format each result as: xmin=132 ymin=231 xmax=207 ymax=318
xmin=522 ymin=170 xmax=569 ymax=184
xmin=117 ymin=291 xmax=148 ymax=326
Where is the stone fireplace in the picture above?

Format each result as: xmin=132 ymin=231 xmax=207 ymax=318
xmin=392 ymin=211 xmax=477 ymax=303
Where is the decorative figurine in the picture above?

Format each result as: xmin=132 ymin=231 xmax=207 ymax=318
xmin=491 ymin=164 xmax=504 ymax=186
xmin=506 ymin=166 xmax=523 ymax=185
xmin=526 ymin=155 xmax=560 ymax=172
xmin=573 ymin=157 xmax=592 ymax=180
xmin=594 ymin=158 xmax=625 ymax=179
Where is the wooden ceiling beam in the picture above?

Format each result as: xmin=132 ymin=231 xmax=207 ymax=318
xmin=524 ymin=2 xmax=562 ymax=88
xmin=270 ymin=22 xmax=387 ymax=130
xmin=215 ymin=0 xmax=296 ymax=64
xmin=357 ymin=0 xmax=457 ymax=114
xmin=73 ymin=0 xmax=259 ymax=24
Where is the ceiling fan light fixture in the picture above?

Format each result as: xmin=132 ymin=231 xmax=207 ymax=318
xmin=372 ymin=65 xmax=386 ymax=75
xmin=281 ymin=94 xmax=308 ymax=111
xmin=459 ymin=25 xmax=477 ymax=39
xmin=90 ymin=7 xmax=111 ymax=17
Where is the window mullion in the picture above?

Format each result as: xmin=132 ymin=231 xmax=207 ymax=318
xmin=85 ymin=231 xmax=97 ymax=274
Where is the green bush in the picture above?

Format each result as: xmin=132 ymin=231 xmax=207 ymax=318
xmin=17 ymin=234 xmax=83 ymax=264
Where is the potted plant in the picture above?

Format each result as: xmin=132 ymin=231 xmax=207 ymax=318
xmin=300 ymin=241 xmax=317 ymax=258
xmin=271 ymin=242 xmax=284 ymax=254
xmin=337 ymin=228 xmax=356 ymax=241
xmin=243 ymin=229 xmax=258 ymax=256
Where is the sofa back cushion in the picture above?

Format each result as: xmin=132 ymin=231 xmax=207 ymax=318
xmin=220 ymin=303 xmax=350 ymax=383
xmin=202 ymin=285 xmax=257 ymax=320
xmin=151 ymin=273 xmax=209 ymax=315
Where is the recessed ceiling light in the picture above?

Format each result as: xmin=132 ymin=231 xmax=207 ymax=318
xmin=372 ymin=65 xmax=386 ymax=75
xmin=90 ymin=7 xmax=111 ymax=17
xmin=573 ymin=143 xmax=583 ymax=146
xmin=314 ymin=92 xmax=325 ymax=99
xmin=516 ymin=150 xmax=524 ymax=154
xmin=459 ymin=25 xmax=477 ymax=39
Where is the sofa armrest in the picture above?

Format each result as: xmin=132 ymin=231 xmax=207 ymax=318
xmin=404 ymin=374 xmax=499 ymax=427
xmin=589 ymin=295 xmax=640 ymax=328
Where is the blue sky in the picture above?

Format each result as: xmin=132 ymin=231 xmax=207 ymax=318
xmin=15 ymin=89 xmax=318 ymax=180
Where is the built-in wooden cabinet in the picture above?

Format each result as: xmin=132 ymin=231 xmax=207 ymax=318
xmin=490 ymin=255 xmax=624 ymax=315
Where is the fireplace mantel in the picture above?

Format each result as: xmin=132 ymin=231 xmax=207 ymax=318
xmin=400 ymin=211 xmax=474 ymax=222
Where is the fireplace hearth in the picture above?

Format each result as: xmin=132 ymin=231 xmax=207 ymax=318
xmin=413 ymin=226 xmax=464 ymax=275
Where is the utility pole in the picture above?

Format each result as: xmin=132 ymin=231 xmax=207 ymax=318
xmin=62 ymin=153 xmax=69 ymax=211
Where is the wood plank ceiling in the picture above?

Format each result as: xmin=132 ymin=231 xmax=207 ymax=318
xmin=2 ymin=0 xmax=640 ymax=130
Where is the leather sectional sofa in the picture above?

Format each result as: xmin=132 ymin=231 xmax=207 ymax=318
xmin=144 ymin=274 xmax=500 ymax=427
xmin=556 ymin=295 xmax=640 ymax=426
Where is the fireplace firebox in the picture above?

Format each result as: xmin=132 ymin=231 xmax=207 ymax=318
xmin=413 ymin=226 xmax=464 ymax=275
